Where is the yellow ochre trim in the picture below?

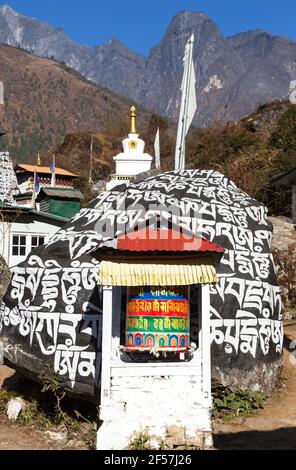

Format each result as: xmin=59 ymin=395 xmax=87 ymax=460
xmin=98 ymin=256 xmax=217 ymax=286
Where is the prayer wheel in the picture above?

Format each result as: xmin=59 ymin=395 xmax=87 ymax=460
xmin=125 ymin=286 xmax=190 ymax=352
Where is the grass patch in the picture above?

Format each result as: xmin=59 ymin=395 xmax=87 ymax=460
xmin=212 ymin=384 xmax=266 ymax=422
xmin=130 ymin=431 xmax=150 ymax=450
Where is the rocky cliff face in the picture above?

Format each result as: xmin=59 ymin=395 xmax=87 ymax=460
xmin=0 ymin=5 xmax=92 ymax=73
xmin=85 ymin=40 xmax=146 ymax=101
xmin=140 ymin=12 xmax=246 ymax=125
xmin=0 ymin=6 xmax=296 ymax=126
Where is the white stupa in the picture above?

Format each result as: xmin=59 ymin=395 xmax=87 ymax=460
xmin=106 ymin=106 xmax=153 ymax=191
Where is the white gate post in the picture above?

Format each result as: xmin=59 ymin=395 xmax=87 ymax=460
xmin=201 ymin=283 xmax=212 ymax=406
xmin=199 ymin=283 xmax=213 ymax=447
xmin=100 ymin=285 xmax=113 ymax=412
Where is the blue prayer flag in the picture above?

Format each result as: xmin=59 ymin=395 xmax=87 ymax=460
xmin=50 ymin=158 xmax=55 ymax=174
xmin=35 ymin=172 xmax=40 ymax=193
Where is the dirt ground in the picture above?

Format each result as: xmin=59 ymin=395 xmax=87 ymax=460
xmin=0 ymin=367 xmax=89 ymax=450
xmin=213 ymin=322 xmax=296 ymax=450
xmin=0 ymin=323 xmax=296 ymax=450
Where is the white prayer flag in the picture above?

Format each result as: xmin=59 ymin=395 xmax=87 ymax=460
xmin=89 ymin=134 xmax=94 ymax=185
xmin=0 ymin=81 xmax=4 ymax=105
xmin=31 ymin=171 xmax=39 ymax=209
xmin=50 ymin=154 xmax=56 ymax=187
xmin=175 ymin=33 xmax=197 ymax=171
xmin=154 ymin=127 xmax=161 ymax=170
xmin=185 ymin=60 xmax=197 ymax=135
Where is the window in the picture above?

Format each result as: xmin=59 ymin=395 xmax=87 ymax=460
xmin=31 ymin=236 xmax=45 ymax=249
xmin=11 ymin=234 xmax=46 ymax=261
xmin=12 ymin=235 xmax=27 ymax=257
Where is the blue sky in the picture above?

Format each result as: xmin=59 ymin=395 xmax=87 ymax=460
xmin=4 ymin=0 xmax=296 ymax=56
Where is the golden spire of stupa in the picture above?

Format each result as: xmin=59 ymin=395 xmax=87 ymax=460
xmin=36 ymin=153 xmax=41 ymax=167
xmin=130 ymin=106 xmax=137 ymax=134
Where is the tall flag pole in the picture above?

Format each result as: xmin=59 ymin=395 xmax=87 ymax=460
xmin=50 ymin=154 xmax=56 ymax=187
xmin=0 ymin=80 xmax=4 ymax=106
xmin=31 ymin=154 xmax=40 ymax=208
xmin=154 ymin=127 xmax=161 ymax=170
xmin=31 ymin=169 xmax=40 ymax=209
xmin=174 ymin=33 xmax=197 ymax=172
xmin=89 ymin=134 xmax=94 ymax=185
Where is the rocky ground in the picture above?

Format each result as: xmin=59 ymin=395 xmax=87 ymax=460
xmin=0 ymin=322 xmax=295 ymax=450
xmin=0 ymin=365 xmax=92 ymax=450
xmin=213 ymin=321 xmax=296 ymax=449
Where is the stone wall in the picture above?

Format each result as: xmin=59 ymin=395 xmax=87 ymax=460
xmin=269 ymin=216 xmax=296 ymax=252
xmin=97 ymin=375 xmax=212 ymax=450
xmin=270 ymin=216 xmax=296 ymax=318
xmin=0 ymin=256 xmax=10 ymax=303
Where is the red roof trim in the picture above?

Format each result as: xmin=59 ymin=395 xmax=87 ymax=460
xmin=116 ymin=228 xmax=225 ymax=253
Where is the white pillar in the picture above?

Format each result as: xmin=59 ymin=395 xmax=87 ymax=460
xmin=100 ymin=285 xmax=113 ymax=412
xmin=199 ymin=283 xmax=213 ymax=447
xmin=201 ymin=283 xmax=212 ymax=406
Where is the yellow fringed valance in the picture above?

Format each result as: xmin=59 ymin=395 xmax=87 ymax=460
xmin=98 ymin=256 xmax=217 ymax=287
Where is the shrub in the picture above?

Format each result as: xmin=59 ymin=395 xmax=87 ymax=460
xmin=212 ymin=384 xmax=266 ymax=421
xmin=130 ymin=431 xmax=150 ymax=450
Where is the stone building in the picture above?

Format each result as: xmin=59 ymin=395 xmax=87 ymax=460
xmin=14 ymin=158 xmax=83 ymax=218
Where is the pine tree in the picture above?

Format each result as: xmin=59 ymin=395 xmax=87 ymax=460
xmin=0 ymin=152 xmax=19 ymax=204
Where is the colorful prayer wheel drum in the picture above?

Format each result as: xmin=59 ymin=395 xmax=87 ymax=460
xmin=125 ymin=286 xmax=190 ymax=352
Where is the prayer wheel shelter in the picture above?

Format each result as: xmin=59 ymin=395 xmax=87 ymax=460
xmin=95 ymin=222 xmax=224 ymax=450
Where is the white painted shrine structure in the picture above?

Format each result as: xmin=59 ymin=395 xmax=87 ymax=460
xmin=96 ymin=223 xmax=225 ymax=449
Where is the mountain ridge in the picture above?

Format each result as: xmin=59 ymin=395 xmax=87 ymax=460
xmin=0 ymin=5 xmax=296 ymax=126
xmin=0 ymin=42 xmax=153 ymax=162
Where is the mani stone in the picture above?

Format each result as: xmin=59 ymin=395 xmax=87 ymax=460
xmin=0 ymin=170 xmax=283 ymax=399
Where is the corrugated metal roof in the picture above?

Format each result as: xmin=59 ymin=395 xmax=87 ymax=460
xmin=98 ymin=257 xmax=218 ymax=286
xmin=40 ymin=188 xmax=84 ymax=199
xmin=15 ymin=164 xmax=78 ymax=177
xmin=116 ymin=228 xmax=225 ymax=253
xmin=30 ymin=210 xmax=70 ymax=222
